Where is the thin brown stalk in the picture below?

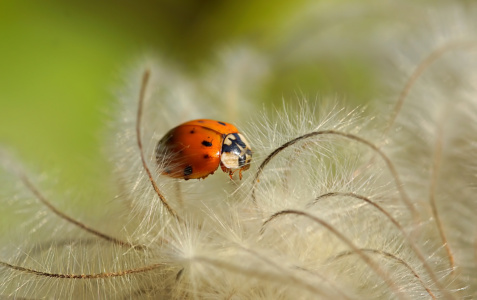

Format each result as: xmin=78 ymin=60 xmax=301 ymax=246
xmin=251 ymin=130 xmax=417 ymax=218
xmin=0 ymin=259 xmax=164 ymax=279
xmin=328 ymin=248 xmax=436 ymax=300
xmin=429 ymin=112 xmax=455 ymax=272
xmin=135 ymin=69 xmax=181 ymax=221
xmin=385 ymin=40 xmax=477 ymax=134
xmin=261 ymin=209 xmax=407 ymax=300
xmin=355 ymin=41 xmax=477 ymax=181
xmin=310 ymin=192 xmax=452 ymax=298
xmin=18 ymin=173 xmax=140 ymax=250
xmin=280 ymin=141 xmax=315 ymax=197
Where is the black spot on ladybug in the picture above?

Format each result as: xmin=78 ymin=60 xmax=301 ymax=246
xmin=202 ymin=141 xmax=212 ymax=147
xmin=190 ymin=129 xmax=195 ymax=134
xmin=218 ymin=121 xmax=226 ymax=126
xmin=184 ymin=165 xmax=193 ymax=176
xmin=204 ymin=154 xmax=210 ymax=159
xmin=197 ymin=120 xmax=204 ymax=123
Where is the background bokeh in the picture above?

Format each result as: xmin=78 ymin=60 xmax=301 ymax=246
xmin=0 ymin=1 xmax=311 ymax=199
xmin=0 ymin=0 xmax=462 ymax=208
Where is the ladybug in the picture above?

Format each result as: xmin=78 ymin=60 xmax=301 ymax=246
xmin=156 ymin=119 xmax=252 ymax=180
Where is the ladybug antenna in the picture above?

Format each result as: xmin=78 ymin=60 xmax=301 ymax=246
xmin=136 ymin=69 xmax=181 ymax=222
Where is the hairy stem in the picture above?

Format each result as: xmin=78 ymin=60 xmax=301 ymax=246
xmin=261 ymin=209 xmax=407 ymax=300
xmin=251 ymin=130 xmax=417 ymax=218
xmin=135 ymin=69 xmax=181 ymax=222
xmin=310 ymin=192 xmax=452 ymax=298
xmin=18 ymin=172 xmax=140 ymax=249
xmin=328 ymin=248 xmax=436 ymax=300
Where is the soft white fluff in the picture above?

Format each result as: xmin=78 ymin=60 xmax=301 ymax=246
xmin=1 ymin=3 xmax=477 ymax=299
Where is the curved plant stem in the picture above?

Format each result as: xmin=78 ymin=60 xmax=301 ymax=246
xmin=18 ymin=173 xmax=140 ymax=249
xmin=136 ymin=69 xmax=181 ymax=222
xmin=310 ymin=192 xmax=453 ymax=299
xmin=251 ymin=130 xmax=417 ymax=219
xmin=429 ymin=110 xmax=455 ymax=273
xmin=327 ymin=248 xmax=436 ymax=300
xmin=261 ymin=209 xmax=407 ymax=300
xmin=385 ymin=40 xmax=477 ymax=134
xmin=0 ymin=259 xmax=164 ymax=279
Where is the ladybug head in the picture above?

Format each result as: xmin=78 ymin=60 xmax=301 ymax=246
xmin=220 ymin=133 xmax=252 ymax=175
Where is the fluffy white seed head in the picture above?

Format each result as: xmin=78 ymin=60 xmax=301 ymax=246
xmin=1 ymin=3 xmax=477 ymax=299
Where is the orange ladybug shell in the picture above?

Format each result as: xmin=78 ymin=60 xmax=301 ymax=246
xmin=156 ymin=119 xmax=240 ymax=180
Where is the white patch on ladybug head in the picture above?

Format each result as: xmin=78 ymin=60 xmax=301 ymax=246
xmin=220 ymin=133 xmax=253 ymax=171
xmin=223 ymin=134 xmax=236 ymax=146
xmin=221 ymin=152 xmax=240 ymax=170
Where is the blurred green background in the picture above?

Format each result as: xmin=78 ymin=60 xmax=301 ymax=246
xmin=0 ymin=1 xmax=309 ymax=199
xmin=0 ymin=1 xmax=358 ymax=198
xmin=0 ymin=0 xmax=461 ymax=208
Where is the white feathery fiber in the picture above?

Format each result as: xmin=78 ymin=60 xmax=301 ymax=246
xmin=1 ymin=2 xmax=477 ymax=299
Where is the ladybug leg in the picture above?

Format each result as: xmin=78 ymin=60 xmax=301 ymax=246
xmin=227 ymin=169 xmax=243 ymax=180
xmin=220 ymin=163 xmax=233 ymax=179
xmin=220 ymin=163 xmax=228 ymax=173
